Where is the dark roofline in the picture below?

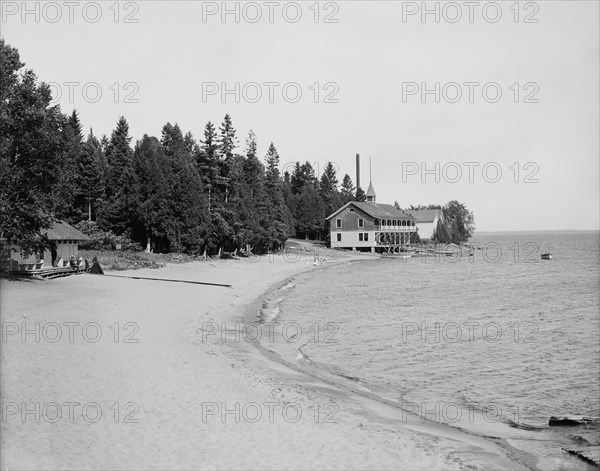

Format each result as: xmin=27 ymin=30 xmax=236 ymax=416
xmin=326 ymin=202 xmax=353 ymax=220
xmin=326 ymin=202 xmax=415 ymax=221
xmin=44 ymin=220 xmax=90 ymax=241
xmin=407 ymin=209 xmax=444 ymax=223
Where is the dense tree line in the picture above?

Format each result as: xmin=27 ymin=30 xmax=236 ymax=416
xmin=0 ymin=41 xmax=364 ymax=255
xmin=1 ymin=41 xmax=475 ymax=256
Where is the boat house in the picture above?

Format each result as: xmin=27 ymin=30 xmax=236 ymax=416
xmin=326 ymin=182 xmax=417 ymax=253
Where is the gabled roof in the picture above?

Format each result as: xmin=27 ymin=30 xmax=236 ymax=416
xmin=408 ymin=209 xmax=443 ymax=223
xmin=44 ymin=220 xmax=90 ymax=241
xmin=366 ymin=181 xmax=376 ymax=197
xmin=326 ymin=202 xmax=415 ymax=221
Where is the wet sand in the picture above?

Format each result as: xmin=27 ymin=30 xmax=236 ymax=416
xmin=1 ymin=253 xmax=527 ymax=470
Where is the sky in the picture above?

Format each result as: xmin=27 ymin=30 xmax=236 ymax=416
xmin=1 ymin=0 xmax=598 ymax=231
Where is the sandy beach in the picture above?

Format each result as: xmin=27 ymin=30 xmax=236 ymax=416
xmin=2 ymin=251 xmax=528 ymax=470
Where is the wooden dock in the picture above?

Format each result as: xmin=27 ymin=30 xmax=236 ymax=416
xmin=11 ymin=266 xmax=90 ymax=280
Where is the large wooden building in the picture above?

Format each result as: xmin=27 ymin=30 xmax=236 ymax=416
xmin=326 ymin=182 xmax=417 ymax=253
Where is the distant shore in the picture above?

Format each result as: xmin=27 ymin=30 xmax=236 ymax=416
xmin=473 ymin=229 xmax=600 ymax=235
xmin=1 ymin=251 xmax=530 ymax=470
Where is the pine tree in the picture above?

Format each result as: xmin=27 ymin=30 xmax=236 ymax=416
xmin=76 ymin=129 xmax=104 ymax=221
xmin=161 ymin=122 xmax=185 ymax=157
xmin=295 ymin=184 xmax=325 ymax=239
xmin=290 ymin=162 xmax=318 ymax=194
xmin=51 ymin=109 xmax=84 ymax=223
xmin=319 ymin=162 xmax=341 ymax=239
xmin=172 ymin=160 xmax=208 ymax=254
xmin=282 ymin=170 xmax=296 ymax=237
xmin=340 ymin=174 xmax=355 ymax=203
xmin=96 ymin=134 xmax=110 ymax=202
xmin=198 ymin=121 xmax=220 ymax=206
xmin=355 ymin=186 xmax=366 ymax=202
xmin=198 ymin=121 xmax=218 ymax=182
xmin=265 ymin=143 xmax=281 ymax=188
xmin=217 ymin=114 xmax=237 ymax=203
xmin=100 ymin=135 xmax=109 ymax=154
xmin=99 ymin=116 xmax=135 ymax=235
xmin=183 ymin=131 xmax=196 ymax=155
xmin=160 ymin=122 xmax=209 ymax=253
xmin=264 ymin=143 xmax=291 ymax=250
xmin=132 ymin=135 xmax=172 ymax=252
xmin=218 ymin=114 xmax=237 ymax=161
xmin=320 ymin=162 xmax=339 ymax=194
xmin=68 ymin=109 xmax=83 ymax=140
xmin=241 ymin=131 xmax=269 ymax=252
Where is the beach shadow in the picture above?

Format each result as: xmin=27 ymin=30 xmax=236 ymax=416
xmin=0 ymin=274 xmax=36 ymax=283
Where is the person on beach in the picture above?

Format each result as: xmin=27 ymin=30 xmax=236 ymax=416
xmin=90 ymin=256 xmax=104 ymax=275
xmin=50 ymin=242 xmax=57 ymax=267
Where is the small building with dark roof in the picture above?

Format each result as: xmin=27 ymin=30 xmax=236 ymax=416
xmin=326 ymin=182 xmax=416 ymax=253
xmin=0 ymin=220 xmax=90 ymax=272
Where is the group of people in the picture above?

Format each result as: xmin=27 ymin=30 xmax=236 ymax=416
xmin=46 ymin=255 xmax=87 ymax=270
xmin=67 ymin=255 xmax=85 ymax=268
xmin=57 ymin=255 xmax=103 ymax=274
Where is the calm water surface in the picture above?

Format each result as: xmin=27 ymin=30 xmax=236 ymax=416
xmin=255 ymin=232 xmax=600 ymax=469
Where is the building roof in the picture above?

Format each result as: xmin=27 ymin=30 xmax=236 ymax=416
xmin=44 ymin=220 xmax=90 ymax=241
xmin=366 ymin=181 xmax=376 ymax=197
xmin=408 ymin=209 xmax=443 ymax=223
xmin=326 ymin=201 xmax=415 ymax=221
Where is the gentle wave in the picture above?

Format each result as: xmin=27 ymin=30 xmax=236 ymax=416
xmin=253 ymin=233 xmax=600 ymax=468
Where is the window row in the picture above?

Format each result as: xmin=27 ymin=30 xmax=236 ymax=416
xmin=335 ymin=218 xmax=366 ymax=228
xmin=335 ymin=233 xmax=369 ymax=242
xmin=374 ymin=219 xmax=415 ymax=227
xmin=335 ymin=218 xmax=415 ymax=229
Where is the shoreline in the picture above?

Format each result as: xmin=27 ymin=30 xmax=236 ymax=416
xmin=233 ymin=260 xmax=542 ymax=471
xmin=0 ymin=251 xmax=592 ymax=469
xmin=234 ymin=253 xmax=599 ymax=471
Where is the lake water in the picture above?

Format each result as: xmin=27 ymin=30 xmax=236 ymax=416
xmin=253 ymin=232 xmax=600 ymax=469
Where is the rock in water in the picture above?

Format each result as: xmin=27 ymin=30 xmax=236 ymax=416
xmin=549 ymin=416 xmax=600 ymax=426
xmin=563 ymin=447 xmax=600 ymax=467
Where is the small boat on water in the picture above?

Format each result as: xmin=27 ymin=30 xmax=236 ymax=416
xmin=541 ymin=253 xmax=553 ymax=260
xmin=381 ymin=254 xmax=412 ymax=260
xmin=434 ymin=250 xmax=455 ymax=256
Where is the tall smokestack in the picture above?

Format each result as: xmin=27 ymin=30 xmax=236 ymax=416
xmin=356 ymin=153 xmax=360 ymax=190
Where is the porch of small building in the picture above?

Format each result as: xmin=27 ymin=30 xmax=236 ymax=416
xmin=0 ymin=239 xmax=90 ymax=279
xmin=10 ymin=264 xmax=89 ymax=279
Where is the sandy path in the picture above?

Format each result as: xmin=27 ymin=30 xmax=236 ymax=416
xmin=1 ymin=254 xmax=464 ymax=470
